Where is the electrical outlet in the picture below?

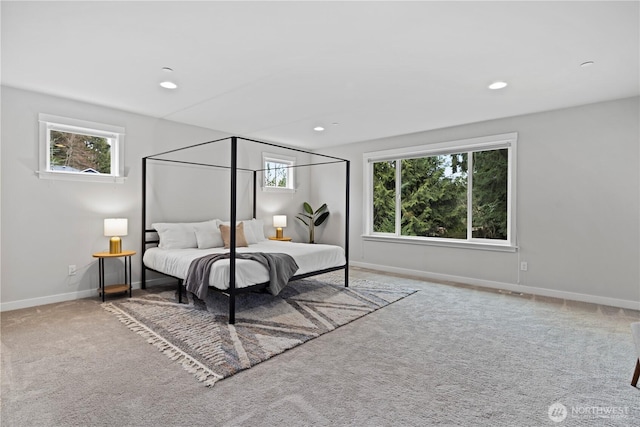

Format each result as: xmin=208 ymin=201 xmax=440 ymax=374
xmin=68 ymin=265 xmax=77 ymax=276
xmin=520 ymin=261 xmax=528 ymax=271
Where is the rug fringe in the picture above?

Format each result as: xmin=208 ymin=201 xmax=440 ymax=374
xmin=103 ymin=303 xmax=223 ymax=387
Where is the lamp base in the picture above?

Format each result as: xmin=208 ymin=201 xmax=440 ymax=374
xmin=109 ymin=237 xmax=122 ymax=254
xmin=275 ymin=228 xmax=283 ymax=239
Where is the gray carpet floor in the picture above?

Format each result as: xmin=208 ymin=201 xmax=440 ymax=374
xmin=2 ymin=267 xmax=639 ymax=426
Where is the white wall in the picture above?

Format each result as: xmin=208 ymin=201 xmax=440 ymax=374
xmin=314 ymin=97 xmax=640 ymax=309
xmin=303 ymin=160 xmax=349 ymax=246
xmin=0 ymin=87 xmax=312 ymax=310
xmin=3 ymin=88 xmax=638 ymax=310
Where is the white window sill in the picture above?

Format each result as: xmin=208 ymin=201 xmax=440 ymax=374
xmin=262 ymin=186 xmax=296 ymax=193
xmin=36 ymin=170 xmax=126 ymax=183
xmin=362 ymin=234 xmax=518 ymax=252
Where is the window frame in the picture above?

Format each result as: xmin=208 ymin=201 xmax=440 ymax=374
xmin=262 ymin=152 xmax=296 ymax=193
xmin=38 ymin=113 xmax=126 ymax=183
xmin=363 ymin=132 xmax=517 ymax=252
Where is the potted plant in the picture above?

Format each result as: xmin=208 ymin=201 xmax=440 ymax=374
xmin=296 ymin=202 xmax=329 ymax=243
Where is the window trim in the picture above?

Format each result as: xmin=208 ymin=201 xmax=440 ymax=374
xmin=363 ymin=132 xmax=517 ymax=251
xmin=262 ymin=152 xmax=296 ymax=193
xmin=38 ymin=113 xmax=126 ymax=183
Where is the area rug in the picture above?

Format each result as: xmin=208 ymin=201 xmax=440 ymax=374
xmin=103 ymin=273 xmax=417 ymax=386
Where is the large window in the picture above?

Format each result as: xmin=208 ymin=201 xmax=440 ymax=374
xmin=262 ymin=153 xmax=295 ymax=192
xmin=38 ymin=114 xmax=125 ymax=183
xmin=364 ymin=133 xmax=516 ymax=250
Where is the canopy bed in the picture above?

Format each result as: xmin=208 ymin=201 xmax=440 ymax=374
xmin=141 ymin=136 xmax=350 ymax=324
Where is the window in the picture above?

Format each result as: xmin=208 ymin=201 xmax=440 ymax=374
xmin=262 ymin=153 xmax=295 ymax=192
xmin=38 ymin=114 xmax=125 ymax=183
xmin=364 ymin=132 xmax=517 ymax=250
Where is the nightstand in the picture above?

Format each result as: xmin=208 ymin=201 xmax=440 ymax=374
xmin=268 ymin=237 xmax=292 ymax=241
xmin=92 ymin=250 xmax=135 ymax=302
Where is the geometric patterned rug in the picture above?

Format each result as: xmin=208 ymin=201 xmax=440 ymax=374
xmin=103 ymin=272 xmax=418 ymax=386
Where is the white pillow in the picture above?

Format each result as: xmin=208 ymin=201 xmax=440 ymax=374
xmin=194 ymin=220 xmax=224 ymax=249
xmin=242 ymin=222 xmax=258 ymax=244
xmin=218 ymin=219 xmax=259 ymax=244
xmin=250 ymin=219 xmax=267 ymax=241
xmin=153 ymin=221 xmax=210 ymax=249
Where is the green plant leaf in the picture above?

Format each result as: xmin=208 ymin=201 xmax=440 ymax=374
xmin=314 ymin=211 xmax=329 ymax=226
xmin=303 ymin=202 xmax=313 ymax=214
xmin=314 ymin=203 xmax=327 ymax=214
xmin=296 ymin=215 xmax=309 ymax=226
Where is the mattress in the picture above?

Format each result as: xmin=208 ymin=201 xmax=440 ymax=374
xmin=143 ymin=240 xmax=345 ymax=290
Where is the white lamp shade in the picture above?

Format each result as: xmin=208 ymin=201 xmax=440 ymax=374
xmin=104 ymin=218 xmax=128 ymax=237
xmin=273 ymin=215 xmax=287 ymax=228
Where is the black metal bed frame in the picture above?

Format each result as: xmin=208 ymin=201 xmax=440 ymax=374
xmin=141 ymin=136 xmax=350 ymax=324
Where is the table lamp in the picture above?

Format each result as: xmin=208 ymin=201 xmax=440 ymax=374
xmin=104 ymin=218 xmax=128 ymax=254
xmin=273 ymin=215 xmax=287 ymax=239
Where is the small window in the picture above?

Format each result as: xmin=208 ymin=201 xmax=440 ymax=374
xmin=262 ymin=153 xmax=295 ymax=192
xmin=38 ymin=114 xmax=125 ymax=183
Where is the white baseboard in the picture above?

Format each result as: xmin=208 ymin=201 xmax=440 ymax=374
xmin=0 ymin=277 xmax=175 ymax=312
xmin=350 ymin=261 xmax=640 ymax=311
xmin=4 ymin=265 xmax=638 ymax=312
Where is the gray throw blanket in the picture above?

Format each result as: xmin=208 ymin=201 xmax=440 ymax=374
xmin=184 ymin=252 xmax=299 ymax=300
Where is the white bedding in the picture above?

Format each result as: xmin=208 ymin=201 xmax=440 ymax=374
xmin=143 ymin=240 xmax=345 ymax=290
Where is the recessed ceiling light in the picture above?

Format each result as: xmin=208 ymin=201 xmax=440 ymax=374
xmin=314 ymin=126 xmax=325 ymax=132
xmin=580 ymin=61 xmax=595 ymax=68
xmin=161 ymin=67 xmax=174 ymax=72
xmin=160 ymin=81 xmax=178 ymax=89
xmin=488 ymin=81 xmax=508 ymax=90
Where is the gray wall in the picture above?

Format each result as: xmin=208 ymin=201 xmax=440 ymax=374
xmin=3 ymin=87 xmax=638 ymax=310
xmin=314 ymin=97 xmax=640 ymax=308
xmin=0 ymin=87 xmax=312 ymax=309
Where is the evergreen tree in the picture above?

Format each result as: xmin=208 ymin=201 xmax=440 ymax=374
xmin=472 ymin=149 xmax=508 ymax=239
xmin=400 ymin=155 xmax=467 ymax=238
xmin=371 ymin=149 xmax=507 ymax=240
xmin=372 ymin=161 xmax=396 ymax=232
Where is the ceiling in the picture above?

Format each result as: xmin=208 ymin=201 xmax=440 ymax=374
xmin=2 ymin=1 xmax=638 ymax=150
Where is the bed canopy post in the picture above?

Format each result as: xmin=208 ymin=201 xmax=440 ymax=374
xmin=141 ymin=157 xmax=147 ymax=289
xmin=345 ymin=160 xmax=350 ymax=287
xmin=229 ymin=136 xmax=238 ymax=324
xmin=252 ymin=170 xmax=257 ymax=219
